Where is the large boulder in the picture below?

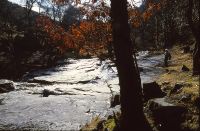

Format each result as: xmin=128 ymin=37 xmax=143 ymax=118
xmin=0 ymin=79 xmax=15 ymax=93
xmin=143 ymin=81 xmax=166 ymax=101
xmin=147 ymin=97 xmax=187 ymax=131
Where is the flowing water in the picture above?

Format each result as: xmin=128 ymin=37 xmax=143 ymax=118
xmin=0 ymin=52 xmax=164 ymax=130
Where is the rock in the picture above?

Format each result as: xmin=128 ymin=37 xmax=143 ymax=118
xmin=165 ymin=69 xmax=169 ymax=72
xmin=77 ymin=80 xmax=91 ymax=84
xmin=42 ymin=89 xmax=55 ymax=97
xmin=193 ymin=97 xmax=200 ymax=109
xmin=56 ymin=59 xmax=67 ymax=65
xmin=85 ymin=109 xmax=90 ymax=113
xmin=26 ymin=51 xmax=44 ymax=64
xmin=107 ymin=115 xmax=113 ymax=119
xmin=182 ymin=46 xmax=190 ymax=53
xmin=28 ymin=79 xmax=54 ymax=85
xmin=0 ymin=79 xmax=15 ymax=93
xmin=167 ymin=69 xmax=177 ymax=74
xmin=179 ymin=94 xmax=191 ymax=102
xmin=96 ymin=120 xmax=105 ymax=131
xmin=142 ymin=81 xmax=166 ymax=100
xmin=181 ymin=65 xmax=190 ymax=71
xmin=85 ymin=69 xmax=95 ymax=72
xmin=170 ymin=83 xmax=184 ymax=94
xmin=161 ymin=81 xmax=170 ymax=85
xmin=110 ymin=93 xmax=120 ymax=107
xmin=42 ymin=89 xmax=75 ymax=97
xmin=138 ymin=67 xmax=144 ymax=72
xmin=54 ymin=88 xmax=64 ymax=92
xmin=147 ymin=98 xmax=187 ymax=131
xmin=0 ymin=98 xmax=4 ymax=105
xmin=147 ymin=98 xmax=174 ymax=111
xmin=108 ymin=63 xmax=115 ymax=68
xmin=96 ymin=63 xmax=101 ymax=66
xmin=161 ymin=85 xmax=172 ymax=93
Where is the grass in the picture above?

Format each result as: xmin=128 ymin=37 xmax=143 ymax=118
xmin=157 ymin=45 xmax=199 ymax=98
xmin=81 ymin=117 xmax=101 ymax=131
xmin=156 ymin=45 xmax=199 ymax=131
xmin=103 ymin=117 xmax=116 ymax=131
xmin=81 ymin=115 xmax=119 ymax=131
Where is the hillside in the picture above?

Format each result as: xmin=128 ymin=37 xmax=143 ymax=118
xmin=0 ymin=0 xmax=38 ymax=29
xmin=0 ymin=0 xmax=61 ymax=80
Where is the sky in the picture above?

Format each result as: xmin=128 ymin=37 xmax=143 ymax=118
xmin=9 ymin=0 xmax=41 ymax=12
xmin=8 ymin=0 xmax=142 ymax=12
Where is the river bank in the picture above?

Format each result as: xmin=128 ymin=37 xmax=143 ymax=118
xmin=82 ymin=46 xmax=199 ymax=131
xmin=0 ymin=40 xmax=62 ymax=80
xmin=155 ymin=46 xmax=199 ymax=131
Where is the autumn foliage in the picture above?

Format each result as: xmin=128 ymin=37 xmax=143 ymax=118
xmin=36 ymin=0 xmax=163 ymax=56
xmin=128 ymin=0 xmax=162 ymax=28
xmin=36 ymin=16 xmax=75 ymax=53
xmin=36 ymin=14 xmax=111 ymax=56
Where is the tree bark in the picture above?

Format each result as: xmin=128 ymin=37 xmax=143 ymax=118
xmin=187 ymin=0 xmax=200 ymax=75
xmin=155 ymin=15 xmax=159 ymax=48
xmin=110 ymin=0 xmax=152 ymax=130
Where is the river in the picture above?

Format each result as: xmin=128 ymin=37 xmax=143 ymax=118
xmin=0 ymin=52 xmax=164 ymax=130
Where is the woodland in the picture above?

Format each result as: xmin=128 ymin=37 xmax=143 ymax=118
xmin=0 ymin=0 xmax=199 ymax=131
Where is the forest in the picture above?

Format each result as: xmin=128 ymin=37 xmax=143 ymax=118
xmin=0 ymin=0 xmax=199 ymax=130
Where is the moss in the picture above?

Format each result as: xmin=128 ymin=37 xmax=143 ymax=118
xmin=104 ymin=118 xmax=116 ymax=131
xmin=81 ymin=114 xmax=120 ymax=131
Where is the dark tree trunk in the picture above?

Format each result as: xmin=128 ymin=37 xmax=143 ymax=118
xmin=193 ymin=43 xmax=200 ymax=75
xmin=155 ymin=15 xmax=159 ymax=48
xmin=187 ymin=0 xmax=200 ymax=75
xmin=110 ymin=0 xmax=152 ymax=130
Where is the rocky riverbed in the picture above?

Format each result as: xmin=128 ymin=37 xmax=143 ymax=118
xmin=0 ymin=52 xmax=164 ymax=130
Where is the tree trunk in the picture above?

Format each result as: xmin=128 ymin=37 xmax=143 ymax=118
xmin=155 ymin=15 xmax=159 ymax=48
xmin=193 ymin=44 xmax=200 ymax=75
xmin=110 ymin=0 xmax=152 ymax=130
xmin=187 ymin=0 xmax=200 ymax=75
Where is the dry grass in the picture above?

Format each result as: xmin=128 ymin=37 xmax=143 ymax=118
xmin=81 ymin=117 xmax=101 ymax=131
xmin=157 ymin=45 xmax=199 ymax=98
xmin=155 ymin=45 xmax=199 ymax=131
